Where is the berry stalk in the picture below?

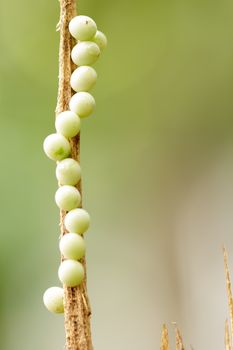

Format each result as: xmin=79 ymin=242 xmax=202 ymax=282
xmin=56 ymin=1 xmax=93 ymax=349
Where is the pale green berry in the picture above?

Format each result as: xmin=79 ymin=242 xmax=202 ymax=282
xmin=69 ymin=92 xmax=95 ymax=118
xmin=59 ymin=233 xmax=86 ymax=260
xmin=58 ymin=260 xmax=84 ymax=287
xmin=93 ymin=30 xmax=107 ymax=50
xmin=43 ymin=133 xmax=71 ymax=161
xmin=71 ymin=41 xmax=100 ymax=66
xmin=55 ymin=111 xmax=81 ymax=138
xmin=55 ymin=185 xmax=81 ymax=211
xmin=43 ymin=287 xmax=64 ymax=314
xmin=56 ymin=158 xmax=81 ymax=186
xmin=69 ymin=15 xmax=97 ymax=41
xmin=65 ymin=208 xmax=90 ymax=234
xmin=70 ymin=66 xmax=97 ymax=92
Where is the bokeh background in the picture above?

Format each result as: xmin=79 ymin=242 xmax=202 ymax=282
xmin=0 ymin=0 xmax=233 ymax=349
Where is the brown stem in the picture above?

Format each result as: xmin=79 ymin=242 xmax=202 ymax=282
xmin=160 ymin=324 xmax=170 ymax=350
xmin=56 ymin=1 xmax=93 ymax=349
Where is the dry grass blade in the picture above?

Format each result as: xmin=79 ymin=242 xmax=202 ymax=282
xmin=158 ymin=248 xmax=233 ymax=350
xmin=224 ymin=247 xmax=233 ymax=348
xmin=225 ymin=319 xmax=231 ymax=350
xmin=174 ymin=324 xmax=185 ymax=350
xmin=160 ymin=324 xmax=170 ymax=350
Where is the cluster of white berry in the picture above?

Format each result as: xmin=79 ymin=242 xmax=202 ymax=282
xmin=43 ymin=15 xmax=107 ymax=314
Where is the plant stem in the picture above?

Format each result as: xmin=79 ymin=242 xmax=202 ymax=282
xmin=160 ymin=324 xmax=170 ymax=350
xmin=56 ymin=1 xmax=93 ymax=349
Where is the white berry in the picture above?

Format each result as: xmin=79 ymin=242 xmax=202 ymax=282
xmin=56 ymin=158 xmax=81 ymax=186
xmin=55 ymin=111 xmax=81 ymax=138
xmin=69 ymin=15 xmax=97 ymax=41
xmin=58 ymin=260 xmax=84 ymax=287
xmin=71 ymin=41 xmax=100 ymax=66
xmin=69 ymin=92 xmax=95 ymax=118
xmin=93 ymin=30 xmax=107 ymax=50
xmin=43 ymin=133 xmax=70 ymax=161
xmin=65 ymin=208 xmax=90 ymax=234
xmin=55 ymin=185 xmax=81 ymax=211
xmin=59 ymin=233 xmax=86 ymax=260
xmin=43 ymin=287 xmax=64 ymax=314
xmin=70 ymin=66 xmax=97 ymax=92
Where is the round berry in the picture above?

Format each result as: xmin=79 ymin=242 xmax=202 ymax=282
xmin=59 ymin=233 xmax=86 ymax=260
xmin=43 ymin=133 xmax=71 ymax=161
xmin=69 ymin=92 xmax=95 ymax=118
xmin=64 ymin=208 xmax=90 ymax=234
xmin=70 ymin=66 xmax=97 ymax=92
xmin=55 ymin=111 xmax=81 ymax=138
xmin=43 ymin=287 xmax=64 ymax=314
xmin=69 ymin=15 xmax=97 ymax=41
xmin=71 ymin=41 xmax=100 ymax=66
xmin=55 ymin=185 xmax=81 ymax=211
xmin=58 ymin=260 xmax=84 ymax=287
xmin=93 ymin=30 xmax=107 ymax=50
xmin=56 ymin=158 xmax=81 ymax=186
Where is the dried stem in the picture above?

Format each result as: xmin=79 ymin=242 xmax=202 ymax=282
xmin=224 ymin=247 xmax=233 ymax=349
xmin=160 ymin=324 xmax=170 ymax=350
xmin=174 ymin=325 xmax=185 ymax=350
xmin=56 ymin=1 xmax=93 ymax=349
xmin=225 ymin=319 xmax=231 ymax=350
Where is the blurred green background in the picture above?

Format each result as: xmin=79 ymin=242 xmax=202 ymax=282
xmin=1 ymin=0 xmax=233 ymax=349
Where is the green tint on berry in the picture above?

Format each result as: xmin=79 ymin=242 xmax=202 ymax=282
xmin=55 ymin=111 xmax=81 ymax=138
xmin=58 ymin=260 xmax=84 ymax=287
xmin=71 ymin=41 xmax=100 ymax=66
xmin=69 ymin=15 xmax=97 ymax=41
xmin=93 ymin=30 xmax=107 ymax=50
xmin=70 ymin=66 xmax=97 ymax=92
xmin=56 ymin=158 xmax=81 ymax=186
xmin=43 ymin=287 xmax=64 ymax=314
xmin=43 ymin=133 xmax=71 ymax=161
xmin=59 ymin=233 xmax=86 ymax=260
xmin=69 ymin=92 xmax=95 ymax=118
xmin=55 ymin=185 xmax=81 ymax=211
xmin=64 ymin=208 xmax=90 ymax=234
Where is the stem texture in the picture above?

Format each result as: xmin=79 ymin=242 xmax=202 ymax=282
xmin=56 ymin=1 xmax=93 ymax=349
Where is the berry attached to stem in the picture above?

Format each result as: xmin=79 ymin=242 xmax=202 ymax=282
xmin=55 ymin=111 xmax=81 ymax=138
xmin=58 ymin=260 xmax=85 ymax=287
xmin=43 ymin=287 xmax=64 ymax=314
xmin=69 ymin=15 xmax=97 ymax=41
xmin=69 ymin=92 xmax=95 ymax=118
xmin=65 ymin=208 xmax=90 ymax=234
xmin=59 ymin=233 xmax=86 ymax=260
xmin=70 ymin=66 xmax=97 ymax=92
xmin=71 ymin=41 xmax=100 ymax=66
xmin=55 ymin=185 xmax=81 ymax=211
xmin=56 ymin=158 xmax=81 ymax=186
xmin=43 ymin=134 xmax=71 ymax=161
